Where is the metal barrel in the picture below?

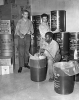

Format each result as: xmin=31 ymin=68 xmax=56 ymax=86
xmin=69 ymin=32 xmax=79 ymax=60
xmin=69 ymin=32 xmax=79 ymax=82
xmin=30 ymin=67 xmax=47 ymax=82
xmin=54 ymin=32 xmax=69 ymax=60
xmin=51 ymin=10 xmax=66 ymax=32
xmin=54 ymin=75 xmax=74 ymax=94
xmin=29 ymin=57 xmax=47 ymax=82
xmin=0 ymin=34 xmax=13 ymax=57
xmin=30 ymin=36 xmax=37 ymax=56
xmin=54 ymin=62 xmax=75 ymax=94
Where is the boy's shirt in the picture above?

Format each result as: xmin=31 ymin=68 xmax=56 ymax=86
xmin=41 ymin=39 xmax=59 ymax=58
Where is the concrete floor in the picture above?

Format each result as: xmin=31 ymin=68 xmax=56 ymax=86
xmin=0 ymin=68 xmax=79 ymax=100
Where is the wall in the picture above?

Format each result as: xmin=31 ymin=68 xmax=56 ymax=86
xmin=65 ymin=0 xmax=79 ymax=32
xmin=0 ymin=0 xmax=4 ymax=5
xmin=31 ymin=0 xmax=79 ymax=32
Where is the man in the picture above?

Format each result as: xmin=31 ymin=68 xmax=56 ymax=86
xmin=39 ymin=13 xmax=51 ymax=47
xmin=40 ymin=32 xmax=61 ymax=82
xmin=15 ymin=9 xmax=34 ymax=73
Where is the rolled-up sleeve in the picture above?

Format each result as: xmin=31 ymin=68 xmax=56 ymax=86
xmin=15 ymin=21 xmax=20 ymax=36
xmin=30 ymin=22 xmax=34 ymax=34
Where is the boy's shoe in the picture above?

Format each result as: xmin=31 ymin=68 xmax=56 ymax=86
xmin=24 ymin=63 xmax=30 ymax=69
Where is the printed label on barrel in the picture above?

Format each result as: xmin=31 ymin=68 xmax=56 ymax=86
xmin=54 ymin=72 xmax=60 ymax=89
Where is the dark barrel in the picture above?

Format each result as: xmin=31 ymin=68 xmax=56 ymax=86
xmin=32 ymin=15 xmax=41 ymax=50
xmin=75 ymin=73 xmax=79 ymax=82
xmin=54 ymin=75 xmax=74 ymax=94
xmin=54 ymin=62 xmax=75 ymax=94
xmin=69 ymin=32 xmax=79 ymax=60
xmin=54 ymin=32 xmax=69 ymax=61
xmin=69 ymin=32 xmax=79 ymax=82
xmin=29 ymin=56 xmax=47 ymax=82
xmin=51 ymin=10 xmax=66 ymax=32
xmin=0 ymin=34 xmax=13 ymax=57
xmin=30 ymin=36 xmax=37 ymax=56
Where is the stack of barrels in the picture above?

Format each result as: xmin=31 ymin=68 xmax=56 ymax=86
xmin=0 ymin=34 xmax=14 ymax=71
xmin=54 ymin=32 xmax=70 ymax=61
xmin=30 ymin=15 xmax=41 ymax=55
xmin=69 ymin=32 xmax=79 ymax=61
xmin=0 ymin=34 xmax=13 ymax=58
xmin=69 ymin=32 xmax=79 ymax=81
xmin=54 ymin=32 xmax=79 ymax=82
xmin=51 ymin=10 xmax=66 ymax=32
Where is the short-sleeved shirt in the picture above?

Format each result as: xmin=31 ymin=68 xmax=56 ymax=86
xmin=39 ymin=22 xmax=50 ymax=39
xmin=15 ymin=18 xmax=33 ymax=38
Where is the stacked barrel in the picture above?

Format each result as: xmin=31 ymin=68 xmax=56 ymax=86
xmin=69 ymin=32 xmax=79 ymax=81
xmin=51 ymin=10 xmax=66 ymax=32
xmin=31 ymin=15 xmax=41 ymax=55
xmin=0 ymin=34 xmax=13 ymax=57
xmin=54 ymin=32 xmax=70 ymax=61
xmin=69 ymin=32 xmax=79 ymax=60
xmin=51 ymin=10 xmax=68 ymax=61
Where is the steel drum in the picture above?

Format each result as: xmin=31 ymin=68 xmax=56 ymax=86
xmin=54 ymin=32 xmax=69 ymax=61
xmin=54 ymin=62 xmax=75 ymax=94
xmin=69 ymin=32 xmax=79 ymax=82
xmin=0 ymin=34 xmax=13 ymax=57
xmin=29 ymin=55 xmax=47 ymax=82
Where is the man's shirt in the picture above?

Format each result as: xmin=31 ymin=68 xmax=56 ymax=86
xmin=15 ymin=18 xmax=34 ymax=38
xmin=39 ymin=22 xmax=50 ymax=39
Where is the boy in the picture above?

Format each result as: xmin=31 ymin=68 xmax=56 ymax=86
xmin=40 ymin=32 xmax=61 ymax=81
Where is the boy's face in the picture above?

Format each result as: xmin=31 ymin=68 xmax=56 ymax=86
xmin=22 ymin=11 xmax=29 ymax=19
xmin=42 ymin=17 xmax=47 ymax=23
xmin=45 ymin=35 xmax=52 ymax=43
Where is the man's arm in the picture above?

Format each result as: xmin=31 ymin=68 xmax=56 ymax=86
xmin=54 ymin=50 xmax=61 ymax=62
xmin=30 ymin=21 xmax=34 ymax=35
xmin=15 ymin=22 xmax=20 ymax=36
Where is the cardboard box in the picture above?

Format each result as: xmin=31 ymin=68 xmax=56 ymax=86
xmin=0 ymin=4 xmax=20 ymax=20
xmin=2 ymin=66 xmax=9 ymax=75
xmin=0 ymin=20 xmax=11 ymax=34
xmin=0 ymin=58 xmax=12 ymax=65
xmin=0 ymin=64 xmax=13 ymax=75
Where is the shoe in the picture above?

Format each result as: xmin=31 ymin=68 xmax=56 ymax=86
xmin=24 ymin=63 xmax=30 ymax=69
xmin=18 ymin=67 xmax=22 ymax=73
xmin=49 ymin=77 xmax=54 ymax=82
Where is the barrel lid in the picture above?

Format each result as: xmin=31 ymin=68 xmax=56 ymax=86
xmin=30 ymin=55 xmax=46 ymax=60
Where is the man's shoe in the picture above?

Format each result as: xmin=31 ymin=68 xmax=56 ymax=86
xmin=24 ymin=63 xmax=30 ymax=69
xmin=18 ymin=67 xmax=22 ymax=73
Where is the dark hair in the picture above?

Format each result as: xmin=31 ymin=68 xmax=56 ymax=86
xmin=41 ymin=13 xmax=48 ymax=19
xmin=45 ymin=32 xmax=53 ymax=38
xmin=22 ymin=9 xmax=29 ymax=14
xmin=22 ymin=9 xmax=30 ymax=19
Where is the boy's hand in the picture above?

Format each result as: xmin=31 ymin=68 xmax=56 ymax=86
xmin=31 ymin=34 xmax=34 ymax=39
xmin=39 ymin=48 xmax=45 ymax=54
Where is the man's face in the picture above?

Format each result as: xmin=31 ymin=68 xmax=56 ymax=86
xmin=22 ymin=11 xmax=29 ymax=19
xmin=42 ymin=17 xmax=47 ymax=23
xmin=45 ymin=35 xmax=51 ymax=43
